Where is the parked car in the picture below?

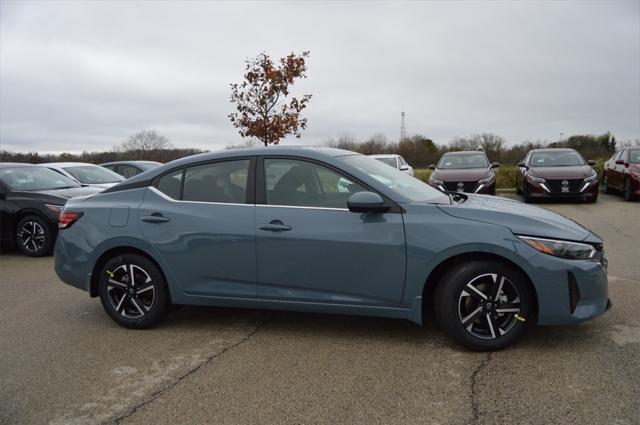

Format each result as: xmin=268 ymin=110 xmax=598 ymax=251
xmin=0 ymin=163 xmax=101 ymax=256
xmin=602 ymin=148 xmax=640 ymax=201
xmin=55 ymin=147 xmax=609 ymax=351
xmin=101 ymin=161 xmax=162 ymax=179
xmin=39 ymin=162 xmax=124 ymax=189
xmin=369 ymin=154 xmax=414 ymax=176
xmin=515 ymin=148 xmax=598 ymax=203
xmin=427 ymin=151 xmax=499 ymax=195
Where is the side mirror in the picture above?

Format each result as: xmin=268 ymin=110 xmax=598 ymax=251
xmin=399 ymin=165 xmax=409 ymax=171
xmin=615 ymin=159 xmax=625 ymax=165
xmin=491 ymin=162 xmax=500 ymax=168
xmin=517 ymin=161 xmax=528 ymax=169
xmin=428 ymin=164 xmax=436 ymax=170
xmin=587 ymin=160 xmax=596 ymax=166
xmin=347 ymin=191 xmax=389 ymax=214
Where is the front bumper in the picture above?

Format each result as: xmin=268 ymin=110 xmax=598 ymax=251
xmin=527 ymin=179 xmax=598 ymax=200
xmin=429 ymin=180 xmax=496 ymax=194
xmin=529 ymin=249 xmax=609 ymax=326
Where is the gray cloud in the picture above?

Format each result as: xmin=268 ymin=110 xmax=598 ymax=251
xmin=1 ymin=0 xmax=638 ymax=153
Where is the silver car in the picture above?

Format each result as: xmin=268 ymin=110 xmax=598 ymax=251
xmin=38 ymin=162 xmax=124 ymax=189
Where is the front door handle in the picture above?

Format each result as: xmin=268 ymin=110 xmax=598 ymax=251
xmin=141 ymin=213 xmax=170 ymax=223
xmin=258 ymin=220 xmax=292 ymax=232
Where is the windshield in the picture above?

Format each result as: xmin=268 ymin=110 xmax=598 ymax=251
xmin=630 ymin=149 xmax=640 ymax=164
xmin=374 ymin=157 xmax=398 ymax=168
xmin=529 ymin=151 xmax=586 ymax=167
xmin=438 ymin=153 xmax=489 ymax=169
xmin=64 ymin=165 xmax=124 ymax=184
xmin=341 ymin=155 xmax=449 ymax=203
xmin=0 ymin=166 xmax=80 ymax=191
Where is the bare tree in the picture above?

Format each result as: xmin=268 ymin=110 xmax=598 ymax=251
xmin=120 ymin=129 xmax=173 ymax=152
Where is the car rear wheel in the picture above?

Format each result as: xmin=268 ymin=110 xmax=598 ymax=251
xmin=16 ymin=215 xmax=54 ymax=257
xmin=435 ymin=260 xmax=533 ymax=351
xmin=98 ymin=254 xmax=170 ymax=329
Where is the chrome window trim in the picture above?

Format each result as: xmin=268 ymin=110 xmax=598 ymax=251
xmin=257 ymin=204 xmax=349 ymax=212
xmin=149 ymin=186 xmax=252 ymax=207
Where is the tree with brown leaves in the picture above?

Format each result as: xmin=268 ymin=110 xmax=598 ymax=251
xmin=229 ymin=51 xmax=312 ymax=146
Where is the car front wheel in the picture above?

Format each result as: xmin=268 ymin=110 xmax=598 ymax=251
xmin=435 ymin=260 xmax=534 ymax=351
xmin=16 ymin=215 xmax=54 ymax=257
xmin=623 ymin=177 xmax=635 ymax=201
xmin=98 ymin=253 xmax=170 ymax=329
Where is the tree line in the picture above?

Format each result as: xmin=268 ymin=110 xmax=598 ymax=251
xmin=326 ymin=131 xmax=620 ymax=168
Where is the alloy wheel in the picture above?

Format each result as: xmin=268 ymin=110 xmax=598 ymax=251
xmin=458 ymin=273 xmax=521 ymax=339
xmin=106 ymin=263 xmax=156 ymax=319
xmin=17 ymin=221 xmax=46 ymax=254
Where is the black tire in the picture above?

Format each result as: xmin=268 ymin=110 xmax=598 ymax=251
xmin=523 ymin=183 xmax=532 ymax=203
xmin=602 ymin=174 xmax=611 ymax=194
xmin=98 ymin=253 xmax=170 ymax=329
xmin=435 ymin=260 xmax=534 ymax=351
xmin=516 ymin=184 xmax=522 ymax=195
xmin=623 ymin=177 xmax=635 ymax=201
xmin=15 ymin=215 xmax=54 ymax=257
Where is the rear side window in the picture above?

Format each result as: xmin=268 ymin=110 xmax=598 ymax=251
xmin=183 ymin=160 xmax=250 ymax=204
xmin=157 ymin=169 xmax=183 ymax=199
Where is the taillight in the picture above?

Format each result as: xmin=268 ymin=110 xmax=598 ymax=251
xmin=59 ymin=211 xmax=83 ymax=229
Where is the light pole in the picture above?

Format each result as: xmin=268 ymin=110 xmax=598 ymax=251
xmin=560 ymin=132 xmax=564 ymax=143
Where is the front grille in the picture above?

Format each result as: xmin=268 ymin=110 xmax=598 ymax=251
xmin=443 ymin=181 xmax=478 ymax=193
xmin=546 ymin=179 xmax=583 ymax=194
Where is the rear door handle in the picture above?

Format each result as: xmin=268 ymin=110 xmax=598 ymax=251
xmin=258 ymin=220 xmax=291 ymax=232
xmin=141 ymin=213 xmax=170 ymax=223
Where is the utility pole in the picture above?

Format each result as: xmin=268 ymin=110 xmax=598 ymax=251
xmin=400 ymin=111 xmax=406 ymax=142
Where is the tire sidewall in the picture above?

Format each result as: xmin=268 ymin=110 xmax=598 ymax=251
xmin=98 ymin=254 xmax=170 ymax=329
xmin=16 ymin=214 xmax=54 ymax=257
xmin=435 ymin=261 xmax=534 ymax=351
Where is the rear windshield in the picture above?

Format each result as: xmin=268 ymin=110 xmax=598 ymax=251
xmin=64 ymin=165 xmax=124 ymax=184
xmin=0 ymin=167 xmax=80 ymax=191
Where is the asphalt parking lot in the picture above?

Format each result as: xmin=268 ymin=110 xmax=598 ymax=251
xmin=1 ymin=193 xmax=638 ymax=425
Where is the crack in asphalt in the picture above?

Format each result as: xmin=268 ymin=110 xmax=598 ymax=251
xmin=469 ymin=352 xmax=493 ymax=425
xmin=111 ymin=317 xmax=268 ymax=425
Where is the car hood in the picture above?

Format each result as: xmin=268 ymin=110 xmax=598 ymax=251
xmin=433 ymin=168 xmax=491 ymax=181
xmin=437 ymin=194 xmax=594 ymax=242
xmin=527 ymin=165 xmax=594 ymax=180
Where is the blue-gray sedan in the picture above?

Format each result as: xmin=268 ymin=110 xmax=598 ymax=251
xmin=55 ymin=147 xmax=610 ymax=350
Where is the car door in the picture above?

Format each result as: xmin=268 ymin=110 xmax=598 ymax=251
xmin=138 ymin=158 xmax=257 ymax=298
xmin=255 ymin=157 xmax=406 ymax=306
xmin=611 ymin=150 xmax=624 ymax=189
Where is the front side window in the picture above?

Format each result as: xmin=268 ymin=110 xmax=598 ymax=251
xmin=183 ymin=160 xmax=249 ymax=204
xmin=265 ymin=159 xmax=366 ymax=208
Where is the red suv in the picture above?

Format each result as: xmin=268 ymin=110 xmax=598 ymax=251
xmin=602 ymin=148 xmax=640 ymax=201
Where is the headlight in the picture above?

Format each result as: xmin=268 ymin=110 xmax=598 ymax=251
xmin=518 ymin=236 xmax=597 ymax=260
xmin=527 ymin=175 xmax=546 ymax=183
xmin=478 ymin=174 xmax=495 ymax=184
xmin=44 ymin=204 xmax=64 ymax=213
xmin=583 ymin=173 xmax=598 ymax=183
xmin=429 ymin=176 xmax=443 ymax=185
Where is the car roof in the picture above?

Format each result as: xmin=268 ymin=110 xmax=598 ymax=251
xmin=115 ymin=146 xmax=359 ymax=188
xmin=100 ymin=160 xmax=162 ymax=166
xmin=442 ymin=150 xmax=485 ymax=155
xmin=0 ymin=163 xmax=34 ymax=168
xmin=529 ymin=148 xmax=577 ymax=153
xmin=369 ymin=154 xmax=398 ymax=158
xmin=39 ymin=162 xmax=99 ymax=168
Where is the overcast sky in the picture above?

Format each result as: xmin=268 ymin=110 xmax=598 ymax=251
xmin=1 ymin=0 xmax=639 ymax=153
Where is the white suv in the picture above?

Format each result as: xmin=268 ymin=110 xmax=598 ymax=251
xmin=369 ymin=154 xmax=414 ymax=176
